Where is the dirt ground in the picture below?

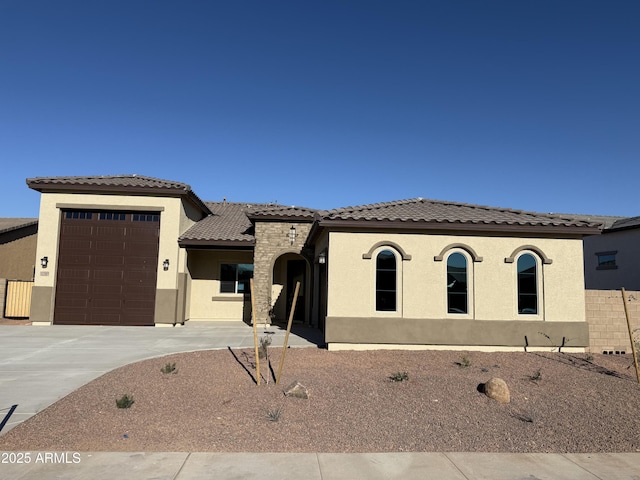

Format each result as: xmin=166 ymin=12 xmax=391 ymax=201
xmin=1 ymin=348 xmax=639 ymax=453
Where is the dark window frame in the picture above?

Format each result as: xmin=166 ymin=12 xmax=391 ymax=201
xmin=375 ymin=249 xmax=397 ymax=312
xmin=517 ymin=253 xmax=538 ymax=315
xmin=596 ymin=251 xmax=618 ymax=270
xmin=447 ymin=252 xmax=468 ymax=314
xmin=220 ymin=263 xmax=254 ymax=294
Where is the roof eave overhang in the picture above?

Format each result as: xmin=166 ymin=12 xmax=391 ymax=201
xmin=247 ymin=214 xmax=315 ymax=222
xmin=27 ymin=182 xmax=212 ymax=216
xmin=0 ymin=220 xmax=38 ymax=235
xmin=178 ymin=239 xmax=255 ymax=249
xmin=316 ymin=219 xmax=600 ymax=237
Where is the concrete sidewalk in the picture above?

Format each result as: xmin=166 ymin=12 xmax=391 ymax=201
xmin=0 ymin=322 xmax=322 ymax=433
xmin=2 ymin=452 xmax=640 ymax=479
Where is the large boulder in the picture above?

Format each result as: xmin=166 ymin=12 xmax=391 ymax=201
xmin=484 ymin=377 xmax=510 ymax=403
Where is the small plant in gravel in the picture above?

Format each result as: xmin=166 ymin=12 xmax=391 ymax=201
xmin=160 ymin=362 xmax=177 ymax=374
xmin=266 ymin=406 xmax=282 ymax=422
xmin=259 ymin=335 xmax=272 ymax=360
xmin=457 ymin=356 xmax=472 ymax=368
xmin=585 ymin=353 xmax=594 ymax=362
xmin=528 ymin=369 xmax=542 ymax=382
xmin=389 ymin=371 xmax=409 ymax=382
xmin=116 ymin=394 xmax=134 ymax=409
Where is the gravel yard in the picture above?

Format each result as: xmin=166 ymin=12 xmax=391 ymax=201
xmin=1 ymin=348 xmax=639 ymax=453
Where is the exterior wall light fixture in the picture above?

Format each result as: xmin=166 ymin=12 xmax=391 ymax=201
xmin=318 ymin=251 xmax=326 ymax=264
xmin=288 ymin=226 xmax=297 ymax=245
xmin=40 ymin=256 xmax=48 ymax=269
xmin=163 ymin=259 xmax=170 ymax=271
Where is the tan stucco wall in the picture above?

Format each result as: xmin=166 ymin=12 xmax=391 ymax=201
xmin=326 ymin=231 xmax=586 ymax=323
xmin=31 ymin=192 xmax=196 ymax=324
xmin=0 ymin=229 xmax=37 ymax=280
xmin=186 ymin=249 xmax=253 ymax=321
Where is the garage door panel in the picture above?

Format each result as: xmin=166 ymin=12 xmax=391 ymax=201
xmin=93 ymin=298 xmax=123 ymax=309
xmin=56 ymin=298 xmax=89 ymax=308
xmin=125 ymin=270 xmax=156 ymax=283
xmin=96 ymin=226 xmax=126 ymax=237
xmin=90 ymin=313 xmax=122 ymax=325
xmin=125 ymin=256 xmax=158 ymax=267
xmin=57 ymin=283 xmax=90 ymax=294
xmin=58 ymin=268 xmax=91 ymax=279
xmin=125 ymin=285 xmax=155 ymax=296
xmin=93 ymin=269 xmax=124 ymax=281
xmin=57 ymin=255 xmax=91 ymax=265
xmin=95 ymin=255 xmax=125 ymax=266
xmin=55 ymin=313 xmax=88 ymax=324
xmin=93 ymin=284 xmax=123 ymax=295
xmin=96 ymin=240 xmax=126 ymax=251
xmin=59 ymin=239 xmax=93 ymax=251
xmin=61 ymin=225 xmax=94 ymax=236
xmin=54 ymin=210 xmax=159 ymax=326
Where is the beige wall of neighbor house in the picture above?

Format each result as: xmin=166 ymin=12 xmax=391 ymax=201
xmin=585 ymin=289 xmax=640 ymax=353
xmin=186 ymin=249 xmax=253 ymax=321
xmin=583 ymin=230 xmax=640 ymax=291
xmin=325 ymin=231 xmax=588 ymax=348
xmin=30 ymin=192 xmax=197 ymax=325
xmin=0 ymin=228 xmax=37 ymax=281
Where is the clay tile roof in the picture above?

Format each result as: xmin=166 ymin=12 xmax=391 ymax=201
xmin=607 ymin=216 xmax=640 ymax=232
xmin=247 ymin=204 xmax=319 ymax=220
xmin=179 ymin=202 xmax=273 ymax=246
xmin=322 ymin=198 xmax=601 ymax=231
xmin=26 ymin=175 xmax=211 ymax=215
xmin=0 ymin=218 xmax=38 ymax=235
xmin=27 ymin=174 xmax=189 ymax=190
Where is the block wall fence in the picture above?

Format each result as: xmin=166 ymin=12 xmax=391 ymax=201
xmin=585 ymin=289 xmax=640 ymax=354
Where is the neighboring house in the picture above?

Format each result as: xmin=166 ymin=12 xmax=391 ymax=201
xmin=26 ymin=175 xmax=601 ymax=351
xmin=0 ymin=218 xmax=38 ymax=281
xmin=0 ymin=218 xmax=38 ymax=319
xmin=582 ymin=216 xmax=640 ymax=291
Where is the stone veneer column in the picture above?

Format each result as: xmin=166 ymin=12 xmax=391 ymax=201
xmin=252 ymin=221 xmax=313 ymax=324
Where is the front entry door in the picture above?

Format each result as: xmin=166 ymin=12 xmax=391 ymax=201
xmin=286 ymin=260 xmax=305 ymax=322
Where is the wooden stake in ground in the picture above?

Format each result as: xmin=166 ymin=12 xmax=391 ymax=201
xmin=250 ymin=278 xmax=260 ymax=385
xmin=276 ymin=281 xmax=300 ymax=385
xmin=621 ymin=287 xmax=640 ymax=383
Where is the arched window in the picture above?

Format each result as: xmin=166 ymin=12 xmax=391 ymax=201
xmin=517 ymin=254 xmax=537 ymax=314
xmin=376 ymin=249 xmax=396 ymax=311
xmin=447 ymin=252 xmax=467 ymax=314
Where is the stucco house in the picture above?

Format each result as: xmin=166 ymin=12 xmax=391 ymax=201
xmin=583 ymin=216 xmax=640 ymax=291
xmin=27 ymin=175 xmax=601 ymax=351
xmin=0 ymin=218 xmax=38 ymax=281
xmin=0 ymin=218 xmax=38 ymax=319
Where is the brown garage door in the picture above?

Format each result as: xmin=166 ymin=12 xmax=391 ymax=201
xmin=54 ymin=210 xmax=160 ymax=326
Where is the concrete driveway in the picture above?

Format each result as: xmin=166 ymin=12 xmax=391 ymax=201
xmin=0 ymin=322 xmax=322 ymax=434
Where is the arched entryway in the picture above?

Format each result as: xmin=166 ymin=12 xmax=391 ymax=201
xmin=271 ymin=252 xmax=309 ymax=324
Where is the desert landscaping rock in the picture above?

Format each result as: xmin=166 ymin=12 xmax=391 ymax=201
xmin=284 ymin=381 xmax=309 ymax=399
xmin=484 ymin=377 xmax=511 ymax=403
xmin=0 ymin=349 xmax=639 ymax=453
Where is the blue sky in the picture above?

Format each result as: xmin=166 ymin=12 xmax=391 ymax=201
xmin=1 ymin=1 xmax=638 ymax=218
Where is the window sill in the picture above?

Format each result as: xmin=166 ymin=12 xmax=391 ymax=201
xmin=211 ymin=296 xmax=245 ymax=302
xmin=596 ymin=265 xmax=618 ymax=270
